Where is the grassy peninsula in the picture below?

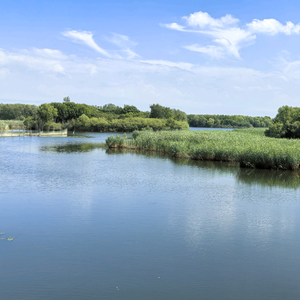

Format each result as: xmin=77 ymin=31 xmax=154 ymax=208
xmin=106 ymin=128 xmax=300 ymax=170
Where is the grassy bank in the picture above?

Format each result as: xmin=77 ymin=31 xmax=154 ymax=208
xmin=106 ymin=128 xmax=300 ymax=170
xmin=0 ymin=120 xmax=24 ymax=130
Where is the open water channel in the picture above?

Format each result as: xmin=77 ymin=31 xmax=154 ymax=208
xmin=1 ymin=130 xmax=300 ymax=300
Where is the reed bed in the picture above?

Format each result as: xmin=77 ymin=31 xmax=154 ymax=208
xmin=0 ymin=120 xmax=24 ymax=130
xmin=106 ymin=128 xmax=300 ymax=170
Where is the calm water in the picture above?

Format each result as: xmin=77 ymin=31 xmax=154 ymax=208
xmin=1 ymin=133 xmax=300 ymax=300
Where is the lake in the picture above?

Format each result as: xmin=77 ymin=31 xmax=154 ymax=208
xmin=1 ymin=133 xmax=300 ymax=300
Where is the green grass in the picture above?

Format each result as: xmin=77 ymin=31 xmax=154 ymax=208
xmin=0 ymin=120 xmax=24 ymax=130
xmin=106 ymin=128 xmax=300 ymax=170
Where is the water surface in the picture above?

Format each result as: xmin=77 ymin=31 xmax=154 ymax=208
xmin=0 ymin=133 xmax=300 ymax=300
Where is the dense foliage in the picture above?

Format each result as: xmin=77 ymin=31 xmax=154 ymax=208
xmin=106 ymin=128 xmax=300 ymax=170
xmin=265 ymin=105 xmax=300 ymax=138
xmin=188 ymin=114 xmax=272 ymax=128
xmin=0 ymin=104 xmax=37 ymax=120
xmin=150 ymin=104 xmax=187 ymax=122
xmin=19 ymin=101 xmax=189 ymax=132
xmin=2 ymin=100 xmax=275 ymax=133
xmin=74 ymin=115 xmax=189 ymax=132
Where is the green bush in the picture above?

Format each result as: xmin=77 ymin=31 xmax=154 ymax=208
xmin=265 ymin=105 xmax=300 ymax=139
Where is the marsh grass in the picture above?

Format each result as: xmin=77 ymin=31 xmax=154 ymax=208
xmin=0 ymin=120 xmax=24 ymax=130
xmin=106 ymin=128 xmax=300 ymax=170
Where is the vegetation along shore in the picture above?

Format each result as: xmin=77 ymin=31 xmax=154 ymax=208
xmin=106 ymin=128 xmax=300 ymax=170
xmin=1 ymin=100 xmax=271 ymax=133
xmin=3 ymin=98 xmax=300 ymax=170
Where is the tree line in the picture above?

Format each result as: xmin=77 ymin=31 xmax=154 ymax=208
xmin=188 ymin=114 xmax=272 ymax=128
xmin=1 ymin=100 xmax=276 ymax=133
xmin=20 ymin=101 xmax=189 ymax=132
xmin=0 ymin=104 xmax=37 ymax=120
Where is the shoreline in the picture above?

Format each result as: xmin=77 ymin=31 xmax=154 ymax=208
xmin=106 ymin=129 xmax=300 ymax=171
xmin=0 ymin=129 xmax=68 ymax=137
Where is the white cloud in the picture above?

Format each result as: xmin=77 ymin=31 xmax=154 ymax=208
xmin=2 ymin=45 xmax=300 ymax=116
xmin=184 ymin=44 xmax=224 ymax=58
xmin=234 ymin=85 xmax=281 ymax=91
xmin=62 ymin=30 xmax=111 ymax=57
xmin=183 ymin=11 xmax=239 ymax=28
xmin=163 ymin=11 xmax=300 ymax=59
xmin=0 ymin=68 xmax=9 ymax=79
xmin=162 ymin=23 xmax=186 ymax=31
xmin=123 ymin=48 xmax=139 ymax=59
xmin=0 ymin=49 xmax=65 ymax=74
xmin=163 ymin=11 xmax=255 ymax=59
xmin=139 ymin=60 xmax=194 ymax=71
xmin=107 ymin=33 xmax=137 ymax=48
xmin=106 ymin=33 xmax=140 ymax=59
xmin=187 ymin=26 xmax=255 ymax=59
xmin=63 ymin=30 xmax=140 ymax=60
xmin=31 ymin=48 xmax=68 ymax=59
xmin=248 ymin=19 xmax=300 ymax=35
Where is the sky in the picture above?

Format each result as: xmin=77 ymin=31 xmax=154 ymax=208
xmin=1 ymin=0 xmax=300 ymax=116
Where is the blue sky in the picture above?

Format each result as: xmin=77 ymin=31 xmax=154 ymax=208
xmin=1 ymin=0 xmax=300 ymax=116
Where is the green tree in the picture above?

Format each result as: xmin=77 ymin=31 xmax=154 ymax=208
xmin=166 ymin=118 xmax=176 ymax=129
xmin=0 ymin=104 xmax=37 ymax=120
xmin=121 ymin=105 xmax=140 ymax=114
xmin=207 ymin=118 xmax=214 ymax=127
xmin=265 ymin=106 xmax=300 ymax=138
xmin=172 ymin=109 xmax=187 ymax=122
xmin=63 ymin=96 xmax=70 ymax=103
xmin=23 ymin=116 xmax=35 ymax=130
xmin=150 ymin=104 xmax=173 ymax=119
xmin=38 ymin=104 xmax=58 ymax=123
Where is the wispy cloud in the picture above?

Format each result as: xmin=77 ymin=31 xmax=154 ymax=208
xmin=107 ymin=33 xmax=137 ymax=48
xmin=139 ymin=60 xmax=194 ymax=71
xmin=163 ymin=11 xmax=300 ymax=59
xmin=62 ymin=30 xmax=111 ymax=57
xmin=2 ymin=21 xmax=300 ymax=116
xmin=31 ymin=48 xmax=68 ymax=59
xmin=184 ymin=44 xmax=225 ymax=59
xmin=63 ymin=30 xmax=140 ymax=60
xmin=162 ymin=12 xmax=254 ymax=59
xmin=2 ymin=46 xmax=300 ymax=116
xmin=0 ymin=49 xmax=66 ymax=73
xmin=105 ymin=32 xmax=140 ymax=59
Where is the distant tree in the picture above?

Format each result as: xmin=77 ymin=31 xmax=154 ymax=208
xmin=0 ymin=104 xmax=37 ymax=120
xmin=38 ymin=104 xmax=58 ymax=123
xmin=166 ymin=118 xmax=176 ymax=129
xmin=63 ymin=96 xmax=71 ymax=103
xmin=150 ymin=104 xmax=173 ymax=119
xmin=265 ymin=105 xmax=300 ymax=138
xmin=207 ymin=118 xmax=214 ymax=127
xmin=121 ymin=105 xmax=140 ymax=114
xmin=172 ymin=109 xmax=187 ymax=122
xmin=215 ymin=119 xmax=221 ymax=127
xmin=187 ymin=114 xmax=271 ymax=128
xmin=102 ymin=103 xmax=123 ymax=113
xmin=77 ymin=114 xmax=91 ymax=128
xmin=23 ymin=116 xmax=35 ymax=130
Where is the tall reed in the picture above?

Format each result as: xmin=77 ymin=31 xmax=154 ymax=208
xmin=106 ymin=129 xmax=300 ymax=170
